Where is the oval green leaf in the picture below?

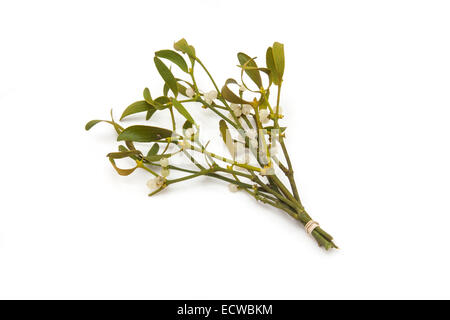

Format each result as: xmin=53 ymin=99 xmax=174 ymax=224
xmin=153 ymin=96 xmax=171 ymax=110
xmin=163 ymin=83 xmax=169 ymax=97
xmin=154 ymin=57 xmax=178 ymax=97
xmin=237 ymin=52 xmax=262 ymax=89
xmin=107 ymin=150 xmax=142 ymax=159
xmin=221 ymin=79 xmax=250 ymax=104
xmin=120 ymin=101 xmax=153 ymax=120
xmin=155 ymin=49 xmax=189 ymax=73
xmin=266 ymin=43 xmax=285 ymax=86
xmin=266 ymin=47 xmax=280 ymax=86
xmin=118 ymin=145 xmax=140 ymax=160
xmin=177 ymin=82 xmax=188 ymax=97
xmin=143 ymin=87 xmax=153 ymax=104
xmin=144 ymin=154 xmax=168 ymax=162
xmin=272 ymin=42 xmax=285 ymax=80
xmin=155 ymin=96 xmax=170 ymax=105
xmin=146 ymin=108 xmax=157 ymax=120
xmin=85 ymin=120 xmax=103 ymax=131
xmin=117 ymin=125 xmax=173 ymax=142
xmin=85 ymin=119 xmax=123 ymax=133
xmin=172 ymin=98 xmax=195 ymax=124
xmin=147 ymin=143 xmax=160 ymax=157
xmin=182 ymin=120 xmax=193 ymax=130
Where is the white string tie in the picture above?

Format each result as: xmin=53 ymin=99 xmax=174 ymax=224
xmin=304 ymin=220 xmax=319 ymax=235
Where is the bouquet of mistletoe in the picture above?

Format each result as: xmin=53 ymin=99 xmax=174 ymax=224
xmin=86 ymin=39 xmax=337 ymax=250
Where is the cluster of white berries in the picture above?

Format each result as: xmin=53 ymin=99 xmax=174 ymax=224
xmin=159 ymin=157 xmax=170 ymax=177
xmin=228 ymin=183 xmax=239 ymax=192
xmin=147 ymin=176 xmax=165 ymax=191
xmin=185 ymin=87 xmax=195 ymax=98
xmin=177 ymin=139 xmax=188 ymax=150
xmin=275 ymin=106 xmax=283 ymax=116
xmin=184 ymin=127 xmax=195 ymax=139
xmin=230 ymin=103 xmax=253 ymax=117
xmin=259 ymin=109 xmax=271 ymax=124
xmin=203 ymin=90 xmax=218 ymax=104
xmin=185 ymin=88 xmax=218 ymax=105
xmin=146 ymin=157 xmax=170 ymax=191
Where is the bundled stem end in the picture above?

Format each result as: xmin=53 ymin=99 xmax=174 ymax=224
xmin=311 ymin=228 xmax=338 ymax=250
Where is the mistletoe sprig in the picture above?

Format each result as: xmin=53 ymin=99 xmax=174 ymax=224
xmin=86 ymin=39 xmax=337 ymax=250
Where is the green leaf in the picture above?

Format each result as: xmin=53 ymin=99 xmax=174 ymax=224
xmin=85 ymin=120 xmax=103 ymax=131
xmin=145 ymin=151 xmax=178 ymax=162
xmin=266 ymin=47 xmax=280 ymax=86
xmin=117 ymin=125 xmax=173 ymax=142
xmin=182 ymin=120 xmax=193 ymax=130
xmin=166 ymin=82 xmax=188 ymax=99
xmin=144 ymin=154 xmax=168 ymax=162
xmin=237 ymin=64 xmax=272 ymax=93
xmin=120 ymin=101 xmax=153 ymax=120
xmin=266 ymin=43 xmax=285 ymax=86
xmin=155 ymin=96 xmax=170 ymax=104
xmin=108 ymin=110 xmax=123 ymax=135
xmin=118 ymin=145 xmax=140 ymax=160
xmin=221 ymin=79 xmax=250 ymax=104
xmin=153 ymin=96 xmax=171 ymax=110
xmin=173 ymin=38 xmax=196 ymax=61
xmin=237 ymin=52 xmax=262 ymax=89
xmin=272 ymin=42 xmax=285 ymax=80
xmin=85 ymin=119 xmax=123 ymax=133
xmin=171 ymin=98 xmax=195 ymax=124
xmin=155 ymin=49 xmax=189 ymax=73
xmin=147 ymin=143 xmax=160 ymax=157
xmin=177 ymin=82 xmax=188 ymax=97
xmin=163 ymin=83 xmax=169 ymax=97
xmin=107 ymin=150 xmax=142 ymax=159
xmin=154 ymin=57 xmax=178 ymax=97
xmin=146 ymin=108 xmax=157 ymax=120
xmin=143 ymin=87 xmax=153 ymax=104
xmin=219 ymin=119 xmax=235 ymax=158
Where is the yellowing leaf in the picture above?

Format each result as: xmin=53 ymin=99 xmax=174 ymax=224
xmin=109 ymin=158 xmax=137 ymax=176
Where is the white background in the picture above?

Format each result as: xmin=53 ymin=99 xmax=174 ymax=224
xmin=1 ymin=0 xmax=449 ymax=299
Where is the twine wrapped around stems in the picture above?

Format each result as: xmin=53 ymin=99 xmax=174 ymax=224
xmin=304 ymin=220 xmax=320 ymax=235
